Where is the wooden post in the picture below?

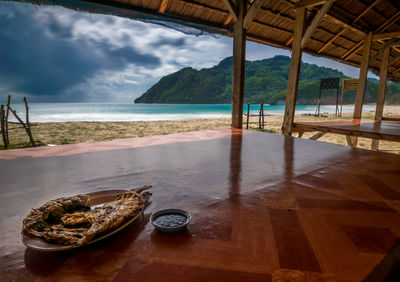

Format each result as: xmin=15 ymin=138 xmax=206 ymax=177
xmin=231 ymin=0 xmax=246 ymax=129
xmin=335 ymin=87 xmax=340 ymax=116
xmin=0 ymin=105 xmax=7 ymax=149
xmin=340 ymin=80 xmax=345 ymax=116
xmin=350 ymin=32 xmax=372 ymax=146
xmin=354 ymin=32 xmax=372 ymax=119
xmin=261 ymin=100 xmax=264 ymax=129
xmin=371 ymin=46 xmax=391 ymax=151
xmin=282 ymin=7 xmax=306 ymax=136
xmin=259 ymin=103 xmax=262 ymax=129
xmin=23 ymin=97 xmax=36 ymax=146
xmin=246 ymin=103 xmax=250 ymax=129
xmin=5 ymin=95 xmax=10 ymax=144
xmin=8 ymin=105 xmax=35 ymax=147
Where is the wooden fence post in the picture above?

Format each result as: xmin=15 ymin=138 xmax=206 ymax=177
xmin=5 ymin=95 xmax=10 ymax=144
xmin=261 ymin=100 xmax=264 ymax=129
xmin=23 ymin=97 xmax=36 ymax=146
xmin=0 ymin=105 xmax=7 ymax=149
xmin=246 ymin=103 xmax=250 ymax=129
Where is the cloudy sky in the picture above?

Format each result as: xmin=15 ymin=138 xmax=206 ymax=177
xmin=0 ymin=2 xmax=364 ymax=103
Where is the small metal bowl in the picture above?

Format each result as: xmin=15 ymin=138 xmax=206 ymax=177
xmin=150 ymin=209 xmax=192 ymax=233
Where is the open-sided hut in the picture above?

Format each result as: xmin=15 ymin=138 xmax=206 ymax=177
xmin=1 ymin=1 xmax=400 ymax=281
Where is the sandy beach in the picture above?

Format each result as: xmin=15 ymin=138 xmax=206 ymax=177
xmin=2 ymin=106 xmax=400 ymax=154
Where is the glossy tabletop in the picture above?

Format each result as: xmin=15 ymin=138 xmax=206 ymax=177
xmin=1 ymin=129 xmax=400 ymax=281
xmin=293 ymin=119 xmax=400 ymax=142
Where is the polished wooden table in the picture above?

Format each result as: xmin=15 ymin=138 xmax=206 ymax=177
xmin=1 ymin=129 xmax=399 ymax=281
xmin=293 ymin=119 xmax=400 ymax=143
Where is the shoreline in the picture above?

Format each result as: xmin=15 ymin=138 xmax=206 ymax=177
xmin=6 ymin=104 xmax=400 ymax=123
xmin=1 ymin=108 xmax=400 ymax=154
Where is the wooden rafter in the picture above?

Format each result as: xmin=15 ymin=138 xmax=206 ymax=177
xmin=372 ymin=31 xmax=400 ymax=41
xmin=295 ymin=0 xmax=326 ymax=8
xmin=317 ymin=28 xmax=345 ymax=53
xmin=285 ymin=37 xmax=294 ymax=46
xmin=179 ymin=0 xmax=229 ymax=16
xmin=316 ymin=0 xmax=378 ymax=55
xmin=222 ymin=0 xmax=238 ymax=22
xmin=342 ymin=11 xmax=400 ymax=60
xmin=376 ymin=10 xmax=400 ymax=33
xmin=301 ymin=0 xmax=334 ymax=48
xmin=369 ymin=38 xmax=397 ymax=64
xmin=224 ymin=14 xmax=233 ymax=25
xmin=243 ymin=0 xmax=268 ymax=29
xmin=390 ymin=53 xmax=400 ymax=66
xmin=159 ymin=0 xmax=169 ymax=13
xmin=352 ymin=0 xmax=381 ymax=23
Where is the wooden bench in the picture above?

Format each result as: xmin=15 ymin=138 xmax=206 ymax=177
xmin=293 ymin=119 xmax=400 ymax=147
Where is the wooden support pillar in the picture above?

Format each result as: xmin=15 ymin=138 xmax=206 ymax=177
xmin=231 ymin=0 xmax=246 ymax=129
xmin=371 ymin=45 xmax=391 ymax=151
xmin=350 ymin=32 xmax=372 ymax=146
xmin=354 ymin=32 xmax=372 ymax=119
xmin=374 ymin=47 xmax=390 ymax=121
xmin=282 ymin=7 xmax=306 ymax=136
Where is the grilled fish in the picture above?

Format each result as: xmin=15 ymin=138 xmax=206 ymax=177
xmin=22 ymin=185 xmax=151 ymax=246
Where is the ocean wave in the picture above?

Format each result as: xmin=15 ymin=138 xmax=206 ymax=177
xmin=6 ymin=104 xmax=377 ymax=123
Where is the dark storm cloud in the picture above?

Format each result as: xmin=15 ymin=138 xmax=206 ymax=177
xmin=48 ymin=15 xmax=74 ymax=39
xmin=108 ymin=46 xmax=160 ymax=65
xmin=151 ymin=37 xmax=186 ymax=48
xmin=0 ymin=3 xmax=160 ymax=100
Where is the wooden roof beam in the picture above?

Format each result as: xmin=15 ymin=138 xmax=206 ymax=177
xmin=301 ymin=0 xmax=334 ymax=48
xmin=223 ymin=14 xmax=233 ymax=26
xmin=352 ymin=0 xmax=381 ymax=23
xmin=158 ymin=0 xmax=169 ymax=13
xmin=342 ymin=11 xmax=400 ymax=60
xmin=392 ymin=67 xmax=400 ymax=75
xmin=295 ymin=0 xmax=326 ymax=8
xmin=243 ymin=0 xmax=268 ymax=29
xmin=389 ymin=53 xmax=400 ymax=66
xmin=317 ymin=28 xmax=345 ymax=53
xmin=373 ymin=32 xmax=400 ymax=41
xmin=223 ymin=0 xmax=238 ymax=22
xmin=317 ymin=0 xmax=378 ymax=55
xmin=369 ymin=38 xmax=397 ymax=64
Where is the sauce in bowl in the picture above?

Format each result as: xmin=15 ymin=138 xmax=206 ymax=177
xmin=151 ymin=209 xmax=192 ymax=233
xmin=154 ymin=214 xmax=187 ymax=228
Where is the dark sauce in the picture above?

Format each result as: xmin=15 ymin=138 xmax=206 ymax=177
xmin=154 ymin=214 xmax=187 ymax=228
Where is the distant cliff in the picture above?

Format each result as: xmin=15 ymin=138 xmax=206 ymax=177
xmin=135 ymin=55 xmax=400 ymax=105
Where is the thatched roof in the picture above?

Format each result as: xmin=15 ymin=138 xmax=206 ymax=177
xmin=6 ymin=0 xmax=400 ymax=81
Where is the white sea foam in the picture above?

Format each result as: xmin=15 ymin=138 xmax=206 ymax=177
xmin=30 ymin=113 xmax=231 ymax=122
xmin=6 ymin=103 xmax=377 ymax=123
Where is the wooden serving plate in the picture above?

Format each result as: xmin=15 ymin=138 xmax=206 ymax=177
xmin=22 ymin=189 xmax=143 ymax=251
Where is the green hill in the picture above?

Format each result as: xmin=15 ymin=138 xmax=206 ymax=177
xmin=135 ymin=55 xmax=400 ymax=105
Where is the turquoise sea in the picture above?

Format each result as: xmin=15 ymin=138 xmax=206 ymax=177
xmin=8 ymin=103 xmax=378 ymax=122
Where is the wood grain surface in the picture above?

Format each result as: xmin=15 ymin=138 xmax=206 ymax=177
xmin=0 ymin=129 xmax=399 ymax=281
